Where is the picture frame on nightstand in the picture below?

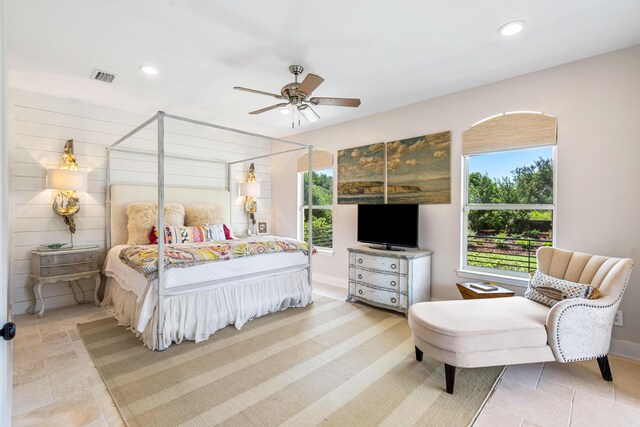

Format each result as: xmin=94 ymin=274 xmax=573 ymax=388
xmin=257 ymin=221 xmax=269 ymax=235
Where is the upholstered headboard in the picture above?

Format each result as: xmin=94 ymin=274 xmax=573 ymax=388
xmin=109 ymin=184 xmax=231 ymax=247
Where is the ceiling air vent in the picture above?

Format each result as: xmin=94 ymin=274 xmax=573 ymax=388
xmin=90 ymin=69 xmax=116 ymax=83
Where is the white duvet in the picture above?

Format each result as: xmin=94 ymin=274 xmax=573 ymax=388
xmin=103 ymin=240 xmax=310 ymax=332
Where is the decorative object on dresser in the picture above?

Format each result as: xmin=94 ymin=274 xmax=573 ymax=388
xmin=46 ymin=139 xmax=88 ymax=247
xmin=29 ymin=245 xmax=101 ymax=317
xmin=239 ymin=162 xmax=261 ymax=235
xmin=347 ymin=246 xmax=432 ymax=313
xmin=456 ymin=282 xmax=515 ymax=299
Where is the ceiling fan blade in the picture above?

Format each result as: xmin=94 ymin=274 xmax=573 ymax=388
xmin=309 ymin=97 xmax=361 ymax=107
xmin=234 ymin=86 xmax=284 ymax=99
xmin=297 ymin=73 xmax=324 ymax=96
xmin=249 ymin=103 xmax=289 ymax=115
xmin=298 ymin=105 xmax=320 ymax=122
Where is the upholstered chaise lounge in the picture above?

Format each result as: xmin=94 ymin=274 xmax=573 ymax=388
xmin=408 ymin=247 xmax=633 ymax=394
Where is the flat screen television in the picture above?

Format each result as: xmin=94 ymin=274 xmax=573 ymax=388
xmin=357 ymin=204 xmax=419 ymax=250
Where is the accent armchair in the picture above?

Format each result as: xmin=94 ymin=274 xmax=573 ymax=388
xmin=408 ymin=247 xmax=634 ymax=394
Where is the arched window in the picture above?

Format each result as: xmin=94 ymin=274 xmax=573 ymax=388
xmin=297 ymin=150 xmax=334 ymax=249
xmin=461 ymin=112 xmax=557 ymax=278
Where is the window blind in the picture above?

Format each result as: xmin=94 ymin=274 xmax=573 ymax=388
xmin=297 ymin=149 xmax=334 ymax=172
xmin=462 ymin=112 xmax=557 ymax=155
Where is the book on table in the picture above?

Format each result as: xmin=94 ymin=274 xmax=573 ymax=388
xmin=468 ymin=282 xmax=499 ymax=292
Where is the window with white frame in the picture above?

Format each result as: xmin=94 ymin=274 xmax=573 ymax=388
xmin=463 ymin=147 xmax=555 ymax=275
xmin=461 ymin=112 xmax=557 ymax=277
xmin=297 ymin=150 xmax=334 ymax=250
xmin=299 ymin=168 xmax=333 ymax=249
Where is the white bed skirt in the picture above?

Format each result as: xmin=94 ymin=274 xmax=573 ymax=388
xmin=102 ymin=269 xmax=313 ymax=350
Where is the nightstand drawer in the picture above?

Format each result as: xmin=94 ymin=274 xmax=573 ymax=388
xmin=40 ymin=251 xmax=97 ymax=266
xmin=353 ymin=284 xmax=407 ymax=309
xmin=40 ymin=261 xmax=99 ymax=277
xmin=352 ymin=253 xmax=407 ymax=274
xmin=352 ymin=268 xmax=402 ymax=291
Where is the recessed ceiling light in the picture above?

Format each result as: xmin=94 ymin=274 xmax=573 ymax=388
xmin=139 ymin=65 xmax=158 ymax=75
xmin=498 ymin=20 xmax=526 ymax=37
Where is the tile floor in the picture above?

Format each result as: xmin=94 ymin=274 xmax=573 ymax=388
xmin=10 ymin=283 xmax=640 ymax=426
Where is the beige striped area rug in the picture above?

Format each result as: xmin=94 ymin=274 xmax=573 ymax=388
xmin=78 ymin=296 xmax=504 ymax=427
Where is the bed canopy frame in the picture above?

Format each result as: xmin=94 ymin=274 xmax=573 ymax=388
xmin=106 ymin=111 xmax=314 ymax=350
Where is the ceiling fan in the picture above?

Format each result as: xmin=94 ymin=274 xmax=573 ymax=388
xmin=234 ymin=65 xmax=361 ymax=128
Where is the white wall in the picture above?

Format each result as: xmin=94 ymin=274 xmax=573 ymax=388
xmin=272 ymin=45 xmax=640 ymax=352
xmin=9 ymin=89 xmax=272 ymax=314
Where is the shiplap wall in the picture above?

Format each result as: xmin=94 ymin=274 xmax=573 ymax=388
xmin=9 ymin=89 xmax=272 ymax=314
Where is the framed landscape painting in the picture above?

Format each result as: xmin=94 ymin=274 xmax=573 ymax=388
xmin=337 ymin=142 xmax=385 ymax=204
xmin=386 ymin=131 xmax=451 ymax=204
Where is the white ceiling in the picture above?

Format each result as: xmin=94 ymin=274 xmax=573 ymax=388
xmin=7 ymin=0 xmax=640 ymax=137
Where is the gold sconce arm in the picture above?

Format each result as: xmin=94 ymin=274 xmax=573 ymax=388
xmin=46 ymin=139 xmax=88 ymax=246
xmin=239 ymin=163 xmax=261 ymax=234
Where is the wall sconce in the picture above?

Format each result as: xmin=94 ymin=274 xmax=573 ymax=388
xmin=46 ymin=139 xmax=88 ymax=247
xmin=239 ymin=163 xmax=261 ymax=235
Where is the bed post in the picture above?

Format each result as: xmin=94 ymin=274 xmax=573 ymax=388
xmin=156 ymin=111 xmax=166 ymax=351
xmin=307 ymin=146 xmax=313 ymax=292
xmin=105 ymin=147 xmax=111 ymax=250
xmin=227 ymin=163 xmax=232 ymax=230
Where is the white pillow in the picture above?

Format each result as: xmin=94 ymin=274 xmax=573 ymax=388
xmin=207 ymin=224 xmax=226 ymax=242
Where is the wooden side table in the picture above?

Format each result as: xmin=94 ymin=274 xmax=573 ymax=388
xmin=456 ymin=282 xmax=515 ymax=299
xmin=29 ymin=246 xmax=101 ymax=317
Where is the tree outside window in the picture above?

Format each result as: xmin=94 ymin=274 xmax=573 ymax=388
xmin=300 ymin=169 xmax=333 ymax=249
xmin=464 ymin=147 xmax=555 ymax=274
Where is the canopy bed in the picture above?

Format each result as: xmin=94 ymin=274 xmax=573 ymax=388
xmin=102 ymin=112 xmax=315 ymax=350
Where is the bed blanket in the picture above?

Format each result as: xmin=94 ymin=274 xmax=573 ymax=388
xmin=119 ymin=238 xmax=313 ymax=280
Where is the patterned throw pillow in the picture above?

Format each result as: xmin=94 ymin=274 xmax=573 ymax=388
xmin=149 ymin=225 xmax=210 ymax=244
xmin=524 ymin=270 xmax=597 ymax=307
xmin=148 ymin=224 xmax=233 ymax=244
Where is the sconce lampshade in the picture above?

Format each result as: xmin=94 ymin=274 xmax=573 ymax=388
xmin=46 ymin=169 xmax=88 ymax=192
xmin=239 ymin=181 xmax=261 ymax=197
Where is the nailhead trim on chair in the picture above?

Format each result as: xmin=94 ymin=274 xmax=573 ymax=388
xmin=555 ymin=267 xmax=632 ymax=362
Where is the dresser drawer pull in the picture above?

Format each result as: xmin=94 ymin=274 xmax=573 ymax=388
xmin=358 ymin=289 xmax=363 ymax=295
xmin=391 ymin=263 xmax=397 ymax=269
xmin=358 ymin=274 xmax=362 ymax=280
xmin=391 ymin=297 xmax=397 ymax=304
xmin=390 ymin=280 xmax=396 ymax=287
xmin=358 ymin=258 xmax=363 ymax=264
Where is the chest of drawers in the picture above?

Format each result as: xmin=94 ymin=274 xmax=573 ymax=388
xmin=347 ymin=246 xmax=432 ymax=314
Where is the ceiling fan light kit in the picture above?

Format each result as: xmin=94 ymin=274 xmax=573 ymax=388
xmin=234 ymin=65 xmax=361 ymax=128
